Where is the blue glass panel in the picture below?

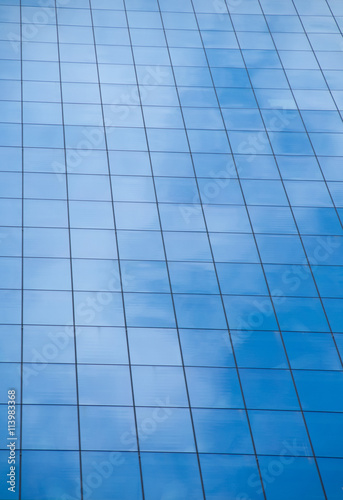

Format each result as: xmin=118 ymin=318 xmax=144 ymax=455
xmin=159 ymin=203 xmax=206 ymax=232
xmin=285 ymin=180 xmax=333 ymax=207
xmin=312 ymin=265 xmax=343 ymax=297
xmin=24 ymin=102 xmax=62 ymax=125
xmin=141 ymin=85 xmax=179 ymax=106
xmin=143 ymin=105 xmax=183 ymax=129
xmin=0 ymin=257 xmax=21 ymax=288
xmin=323 ymin=298 xmax=343 ymax=332
xmin=80 ymin=406 xmax=137 ymax=451
xmin=0 ymin=59 xmax=21 ymax=80
xmin=74 ymin=291 xmax=124 ymax=327
xmin=72 ymin=259 xmax=120 ymax=292
xmin=24 ymin=147 xmax=65 ymax=174
xmin=106 ymin=127 xmax=147 ymax=151
xmin=186 ymin=367 xmax=243 ymax=408
xmin=164 ymin=232 xmax=212 ymax=262
xmin=180 ymin=329 xmax=235 ymax=367
xmin=62 ymin=82 xmax=100 ymax=104
xmin=240 ymin=368 xmax=299 ymax=410
xmin=78 ymin=365 xmax=132 ymax=405
xmin=223 ymin=108 xmax=264 ymax=130
xmin=150 ymin=152 xmax=194 ymax=177
xmin=210 ymin=233 xmax=260 ymax=263
xmin=259 ymin=456 xmax=325 ymax=500
xmin=81 ymin=452 xmax=143 ymax=500
xmin=22 ymin=363 xmax=76 ymax=404
xmin=141 ymin=453 xmax=202 ymax=500
xmin=277 ymin=156 xmax=323 ymax=180
xmin=199 ymin=178 xmax=243 ymax=204
xmin=232 ymin=330 xmax=288 ymax=369
xmin=178 ymin=87 xmax=218 ymax=108
xmin=0 ymin=146 xmax=22 ymax=172
xmin=193 ymin=408 xmax=254 ymax=454
xmin=293 ymin=370 xmax=343 ymax=411
xmin=293 ymin=207 xmax=343 ymax=235
xmin=302 ymin=236 xmax=343 ymax=267
xmin=155 ymin=177 xmax=199 ymax=203
xmin=204 ymin=205 xmax=251 ymax=232
xmin=0 ymin=124 xmax=21 ymax=147
xmin=284 ymin=331 xmax=342 ymax=370
xmin=200 ymin=454 xmax=262 ymax=500
xmin=132 ymin=366 xmax=188 ymax=407
xmin=217 ymin=263 xmax=268 ymax=295
xmin=109 ymin=151 xmax=150 ymax=176
xmin=223 ymin=295 xmax=279 ymax=331
xmin=249 ymin=206 xmax=298 ymax=234
xmin=249 ymin=68 xmax=289 ymax=88
xmin=128 ymin=328 xmax=181 ymax=365
xmin=136 ymin=407 xmax=195 ymax=452
xmin=24 ymin=290 xmax=73 ymax=325
xmin=23 ymin=81 xmax=60 ymax=102
xmin=117 ymin=230 xmax=165 ymax=260
xmin=124 ymin=292 xmax=175 ymax=328
xmin=65 ymin=125 xmax=106 ymax=149
xmin=274 ymin=297 xmax=329 ymax=332
xmin=249 ymin=410 xmax=312 ymax=455
xmin=21 ymin=451 xmax=81 ymax=500
xmin=169 ymin=262 xmax=219 ymax=294
xmin=305 ymin=412 xmax=343 ymax=458
xmin=0 ymin=290 xmax=21 ymax=324
xmin=24 ymin=199 xmax=69 ymax=228
xmin=23 ymin=60 xmax=59 ymax=81
xmin=114 ymin=202 xmax=160 ymax=230
xmin=131 ymin=27 xmax=164 ymax=46
xmin=0 ymin=325 xmax=21 ymax=362
xmin=76 ymin=326 xmax=128 ymax=364
xmin=0 ymin=101 xmax=21 ymax=123
xmin=264 ymin=264 xmax=318 ymax=297
xmin=24 ymin=172 xmax=67 ymax=199
xmin=23 ymin=325 xmax=75 ymax=364
xmin=22 ymin=405 xmax=79 ymax=450
xmin=120 ymin=261 xmax=170 ymax=293
xmin=256 ymin=234 xmax=306 ymax=264
xmin=317 ymin=458 xmax=343 ymax=500
xmin=0 ymin=363 xmax=21 ymax=402
xmin=71 ymin=229 xmax=117 ymax=259
xmin=63 ymin=104 xmax=102 ymax=126
xmin=24 ymin=257 xmax=71 ymax=290
xmin=147 ymin=129 xmax=189 ymax=153
xmin=69 ymin=201 xmax=114 ymax=230
xmin=0 ymin=228 xmax=21 ymax=258
xmin=174 ymin=294 xmax=226 ymax=329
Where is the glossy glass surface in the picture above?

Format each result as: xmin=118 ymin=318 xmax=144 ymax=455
xmin=1 ymin=0 xmax=342 ymax=498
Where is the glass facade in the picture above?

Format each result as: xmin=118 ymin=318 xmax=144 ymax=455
xmin=0 ymin=0 xmax=343 ymax=498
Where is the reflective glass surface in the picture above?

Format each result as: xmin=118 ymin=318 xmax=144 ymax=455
xmin=1 ymin=0 xmax=342 ymax=498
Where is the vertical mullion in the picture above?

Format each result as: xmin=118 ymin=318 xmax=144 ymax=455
xmin=87 ymin=2 xmax=146 ymax=499
xmin=54 ymin=2 xmax=83 ymax=499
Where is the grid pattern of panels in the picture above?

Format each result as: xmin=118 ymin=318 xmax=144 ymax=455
xmin=0 ymin=0 xmax=343 ymax=499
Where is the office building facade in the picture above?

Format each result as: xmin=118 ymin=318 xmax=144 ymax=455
xmin=0 ymin=0 xmax=343 ymax=498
